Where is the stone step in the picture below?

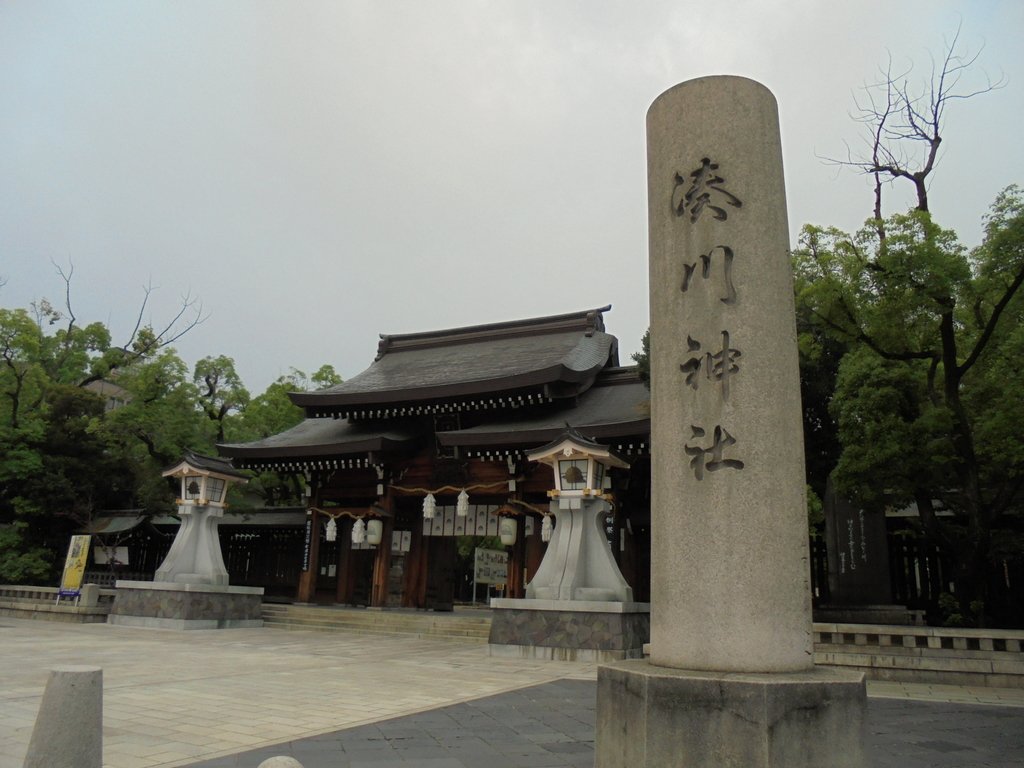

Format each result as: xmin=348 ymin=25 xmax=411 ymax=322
xmin=261 ymin=613 xmax=490 ymax=634
xmin=259 ymin=605 xmax=492 ymax=641
xmin=262 ymin=605 xmax=490 ymax=623
xmin=261 ymin=617 xmax=489 ymax=642
xmin=262 ymin=619 xmax=489 ymax=641
xmin=260 ymin=612 xmax=490 ymax=632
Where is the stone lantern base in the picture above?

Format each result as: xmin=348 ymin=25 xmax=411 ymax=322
xmin=488 ymin=598 xmax=650 ymax=662
xmin=109 ymin=580 xmax=263 ymax=630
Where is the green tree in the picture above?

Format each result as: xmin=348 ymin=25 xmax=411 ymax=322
xmin=794 ymin=190 xmax=1024 ymax=625
xmin=225 ymin=367 xmax=343 ymax=507
xmin=0 ymin=271 xmax=205 ymax=582
xmin=194 ymin=355 xmax=250 ymax=442
xmin=98 ymin=347 xmax=213 ymax=514
xmin=797 ymin=32 xmax=1018 ymax=625
xmin=631 ymin=330 xmax=650 ymax=385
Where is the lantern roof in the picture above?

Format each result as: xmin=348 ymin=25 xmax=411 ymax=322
xmin=162 ymin=450 xmax=250 ymax=483
xmin=525 ymin=426 xmax=630 ymax=470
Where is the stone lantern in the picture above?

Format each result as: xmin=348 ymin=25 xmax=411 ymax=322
xmin=487 ymin=428 xmax=649 ymax=661
xmin=524 ymin=428 xmax=633 ymax=602
xmin=108 ymin=451 xmax=264 ymax=630
xmin=155 ymin=451 xmax=249 ymax=585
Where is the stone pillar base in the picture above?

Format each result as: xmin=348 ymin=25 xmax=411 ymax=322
xmin=109 ymin=580 xmax=264 ymax=630
xmin=597 ymin=660 xmax=867 ymax=768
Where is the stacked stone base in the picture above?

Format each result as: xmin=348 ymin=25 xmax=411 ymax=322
xmin=488 ymin=599 xmax=649 ymax=662
xmin=597 ymin=660 xmax=867 ymax=767
xmin=109 ymin=580 xmax=263 ymax=630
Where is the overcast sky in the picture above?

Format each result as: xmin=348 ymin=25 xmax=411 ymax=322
xmin=2 ymin=1 xmax=1021 ymax=394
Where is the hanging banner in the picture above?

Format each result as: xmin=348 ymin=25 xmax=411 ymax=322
xmin=301 ymin=511 xmax=313 ymax=571
xmin=58 ymin=535 xmax=91 ymax=597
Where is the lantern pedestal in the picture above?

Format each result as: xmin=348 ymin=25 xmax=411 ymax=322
xmin=489 ymin=598 xmax=650 ymax=661
xmin=526 ymin=497 xmax=634 ymax=602
xmin=108 ymin=581 xmax=263 ymax=630
xmin=155 ymin=505 xmax=229 ymax=586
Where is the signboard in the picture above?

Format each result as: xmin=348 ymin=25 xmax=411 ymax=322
xmin=473 ymin=548 xmax=508 ymax=585
xmin=92 ymin=545 xmax=129 ymax=566
xmin=58 ymin=535 xmax=91 ymax=596
xmin=390 ymin=530 xmax=412 ymax=554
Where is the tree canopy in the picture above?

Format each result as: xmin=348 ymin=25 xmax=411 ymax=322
xmin=0 ymin=290 xmax=339 ymax=584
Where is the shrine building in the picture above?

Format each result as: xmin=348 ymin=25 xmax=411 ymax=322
xmin=217 ymin=305 xmax=652 ymax=608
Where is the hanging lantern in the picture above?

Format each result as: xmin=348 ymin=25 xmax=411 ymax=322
xmin=366 ymin=518 xmax=384 ymax=546
xmin=541 ymin=514 xmax=553 ymax=542
xmin=351 ymin=517 xmax=366 ymax=544
xmin=499 ymin=517 xmax=517 ymax=546
xmin=456 ymin=489 xmax=469 ymax=517
xmin=325 ymin=517 xmax=337 ymax=542
xmin=422 ymin=493 xmax=437 ymax=519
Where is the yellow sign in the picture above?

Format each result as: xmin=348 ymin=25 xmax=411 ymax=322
xmin=59 ymin=535 xmax=91 ymax=595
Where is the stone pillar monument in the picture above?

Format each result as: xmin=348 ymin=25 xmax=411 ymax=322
xmin=596 ymin=76 xmax=866 ymax=767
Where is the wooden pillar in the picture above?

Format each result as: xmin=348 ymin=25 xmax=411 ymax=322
xmin=370 ymin=492 xmax=394 ymax=607
xmin=403 ymin=518 xmax=427 ymax=608
xmin=506 ymin=498 xmax=527 ymax=598
xmin=296 ymin=508 xmax=320 ymax=603
xmin=336 ymin=517 xmax=355 ymax=604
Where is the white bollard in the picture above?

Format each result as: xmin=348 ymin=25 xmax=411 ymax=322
xmin=257 ymin=758 xmax=304 ymax=768
xmin=23 ymin=666 xmax=102 ymax=768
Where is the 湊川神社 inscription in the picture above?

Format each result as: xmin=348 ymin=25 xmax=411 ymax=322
xmin=647 ymin=76 xmax=814 ymax=673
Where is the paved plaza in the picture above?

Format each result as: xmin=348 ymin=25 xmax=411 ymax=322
xmin=2 ymin=616 xmax=1023 ymax=768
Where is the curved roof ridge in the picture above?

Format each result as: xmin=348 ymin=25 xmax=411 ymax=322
xmin=374 ymin=305 xmax=611 ymax=360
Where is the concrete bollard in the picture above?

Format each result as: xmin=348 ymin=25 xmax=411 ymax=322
xmin=257 ymin=758 xmax=304 ymax=768
xmin=23 ymin=666 xmax=102 ymax=768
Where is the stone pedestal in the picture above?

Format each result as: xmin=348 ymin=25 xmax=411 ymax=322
xmin=597 ymin=661 xmax=866 ymax=768
xmin=489 ymin=598 xmax=649 ymax=661
xmin=109 ymin=580 xmax=263 ymax=630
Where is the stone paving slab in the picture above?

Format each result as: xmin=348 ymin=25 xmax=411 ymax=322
xmin=2 ymin=616 xmax=1023 ymax=768
xmin=0 ymin=618 xmax=595 ymax=768
xmin=184 ymin=680 xmax=1024 ymax=768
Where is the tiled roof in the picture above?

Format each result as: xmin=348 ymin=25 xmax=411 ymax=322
xmin=290 ymin=306 xmax=617 ymax=413
xmin=218 ymin=419 xmax=418 ymax=460
xmin=437 ymin=368 xmax=649 ymax=449
xmin=219 ymin=368 xmax=650 ymax=465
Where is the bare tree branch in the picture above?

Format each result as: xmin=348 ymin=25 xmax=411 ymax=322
xmin=820 ymin=25 xmax=1004 ymax=218
xmin=53 ymin=259 xmax=77 ymax=335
